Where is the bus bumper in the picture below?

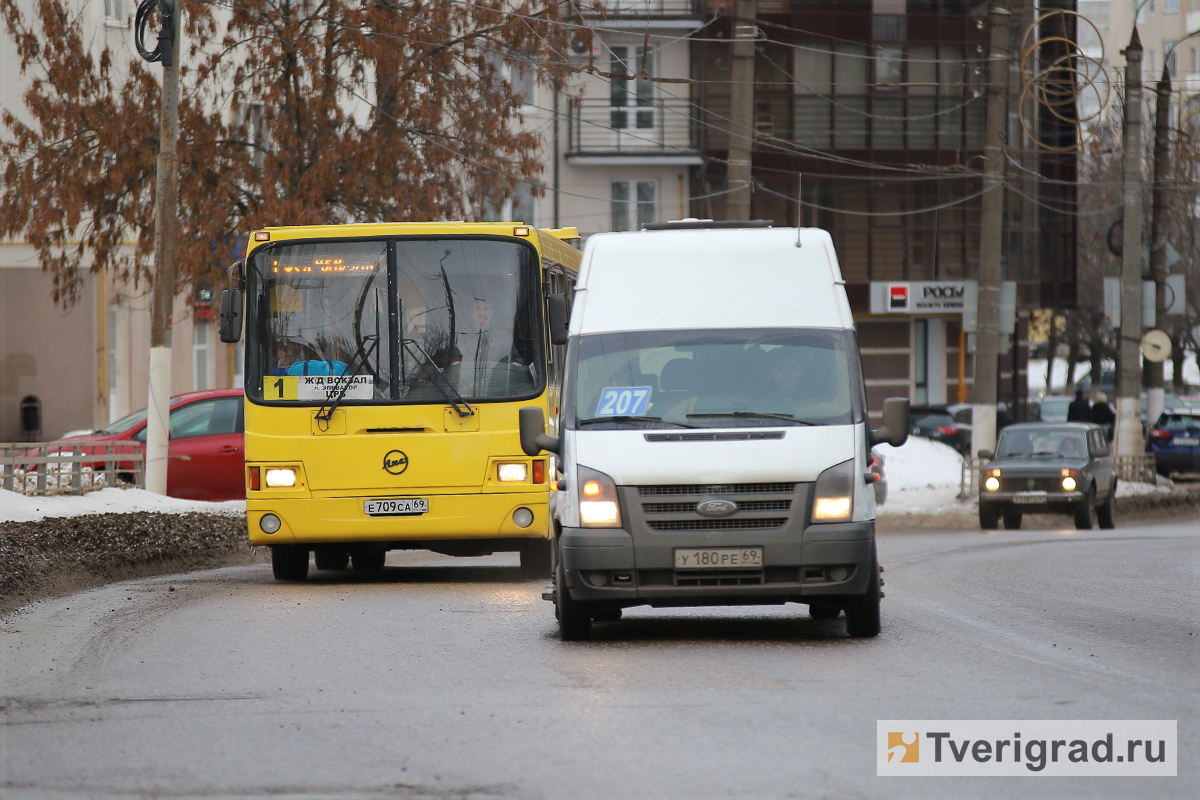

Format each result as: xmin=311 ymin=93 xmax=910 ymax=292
xmin=247 ymin=493 xmax=549 ymax=545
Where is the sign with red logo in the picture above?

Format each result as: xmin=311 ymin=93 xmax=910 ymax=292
xmin=889 ymin=284 xmax=909 ymax=311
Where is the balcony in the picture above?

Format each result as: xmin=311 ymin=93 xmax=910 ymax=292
xmin=567 ymin=97 xmax=701 ymax=163
xmin=576 ymin=1 xmax=701 ymax=18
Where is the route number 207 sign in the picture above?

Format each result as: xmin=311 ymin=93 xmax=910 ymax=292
xmin=595 ymin=387 xmax=652 ymax=417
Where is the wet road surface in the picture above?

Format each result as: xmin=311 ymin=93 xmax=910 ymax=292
xmin=2 ymin=518 xmax=1196 ymax=798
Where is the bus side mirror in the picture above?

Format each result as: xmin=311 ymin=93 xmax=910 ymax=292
xmin=219 ymin=288 xmax=243 ymax=343
xmin=519 ymin=406 xmax=560 ymax=456
xmin=871 ymin=397 xmax=909 ymax=447
xmin=547 ymin=294 xmax=569 ymax=345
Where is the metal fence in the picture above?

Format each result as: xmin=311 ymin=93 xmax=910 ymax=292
xmin=960 ymin=454 xmax=1159 ymax=499
xmin=1 ymin=443 xmax=145 ymax=497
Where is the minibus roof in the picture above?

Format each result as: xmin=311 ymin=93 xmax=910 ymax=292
xmin=574 ymin=227 xmax=852 ymax=334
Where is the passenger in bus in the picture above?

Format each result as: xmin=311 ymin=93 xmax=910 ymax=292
xmin=268 ymin=340 xmax=349 ymax=377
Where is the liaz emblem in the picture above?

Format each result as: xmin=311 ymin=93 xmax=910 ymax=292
xmin=383 ymin=450 xmax=409 ymax=475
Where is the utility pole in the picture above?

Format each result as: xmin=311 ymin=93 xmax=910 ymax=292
xmin=144 ymin=2 xmax=182 ymax=495
xmin=726 ymin=0 xmax=757 ymax=221
xmin=1115 ymin=29 xmax=1144 ymax=458
xmin=970 ymin=3 xmax=1011 ymax=459
xmin=1143 ymin=64 xmax=1171 ymax=429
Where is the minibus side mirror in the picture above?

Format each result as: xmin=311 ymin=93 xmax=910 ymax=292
xmin=519 ymin=407 xmax=561 ymax=456
xmin=871 ymin=397 xmax=910 ymax=447
xmin=977 ymin=449 xmax=994 ymax=461
xmin=547 ymin=294 xmax=569 ymax=345
xmin=219 ymin=288 xmax=243 ymax=343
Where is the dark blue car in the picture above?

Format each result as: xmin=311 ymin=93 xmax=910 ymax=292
xmin=1146 ymin=410 xmax=1200 ymax=478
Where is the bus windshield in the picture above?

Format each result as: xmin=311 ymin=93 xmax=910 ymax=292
xmin=570 ymin=328 xmax=861 ymax=429
xmin=246 ymin=238 xmax=544 ymax=404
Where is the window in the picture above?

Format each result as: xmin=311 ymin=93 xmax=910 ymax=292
xmin=611 ymin=180 xmax=656 ymax=231
xmin=233 ymin=338 xmax=245 ymax=389
xmin=234 ymin=101 xmax=265 ymax=170
xmin=914 ymin=319 xmax=928 ymax=405
xmin=1147 ymin=51 xmax=1155 ymax=77
xmin=102 ymin=0 xmax=126 ymax=26
xmin=511 ymin=60 xmax=535 ymax=105
xmin=1164 ymin=0 xmax=1178 ymax=12
xmin=609 ymin=46 xmax=654 ymax=130
xmin=510 ymin=182 xmax=535 ymax=225
xmin=1165 ymin=43 xmax=1177 ymax=77
xmin=1192 ymin=47 xmax=1197 ymax=74
xmin=193 ymin=321 xmax=211 ymax=391
xmin=132 ymin=397 xmax=242 ymax=442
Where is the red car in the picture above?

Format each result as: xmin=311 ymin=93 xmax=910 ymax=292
xmin=54 ymin=389 xmax=245 ymax=501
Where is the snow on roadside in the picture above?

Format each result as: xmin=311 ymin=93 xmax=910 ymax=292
xmin=0 ymin=488 xmax=245 ymax=524
xmin=875 ymin=437 xmax=968 ymax=516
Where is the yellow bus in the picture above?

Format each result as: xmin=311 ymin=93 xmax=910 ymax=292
xmin=218 ymin=222 xmax=580 ymax=581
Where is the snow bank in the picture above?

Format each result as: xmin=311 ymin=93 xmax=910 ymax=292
xmin=0 ymin=488 xmax=245 ymax=524
xmin=875 ymin=437 xmax=967 ymax=516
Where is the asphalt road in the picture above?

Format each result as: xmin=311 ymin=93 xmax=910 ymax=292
xmin=2 ymin=518 xmax=1196 ymax=799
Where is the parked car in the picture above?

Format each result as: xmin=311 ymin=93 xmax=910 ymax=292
xmin=1146 ymin=410 xmax=1200 ymax=478
xmin=908 ymin=405 xmax=971 ymax=456
xmin=52 ymin=389 xmax=245 ymax=501
xmin=1030 ymin=395 xmax=1073 ymax=423
xmin=977 ymin=423 xmax=1116 ymax=531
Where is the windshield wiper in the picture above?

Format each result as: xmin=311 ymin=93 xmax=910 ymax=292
xmin=686 ymin=411 xmax=816 ymax=425
xmin=400 ymin=339 xmax=474 ymax=417
xmin=316 ymin=335 xmax=380 ymax=424
xmin=577 ymin=415 xmax=696 ymax=428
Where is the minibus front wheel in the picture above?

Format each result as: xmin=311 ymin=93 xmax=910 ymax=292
xmin=843 ymin=545 xmax=881 ymax=638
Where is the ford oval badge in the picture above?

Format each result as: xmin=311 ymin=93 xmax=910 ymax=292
xmin=696 ymin=496 xmax=738 ymax=518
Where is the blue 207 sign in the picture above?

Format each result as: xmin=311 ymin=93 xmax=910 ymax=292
xmin=595 ymin=387 xmax=652 ymax=417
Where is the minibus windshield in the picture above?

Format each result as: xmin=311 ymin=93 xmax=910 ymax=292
xmin=246 ymin=238 xmax=544 ymax=404
xmin=571 ymin=328 xmax=861 ymax=429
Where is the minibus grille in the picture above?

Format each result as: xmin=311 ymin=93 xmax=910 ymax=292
xmin=674 ymin=568 xmax=765 ymax=587
xmin=637 ymin=483 xmax=796 ymax=496
xmin=642 ymin=499 xmax=792 ymax=514
xmin=647 ymin=518 xmax=788 ymax=531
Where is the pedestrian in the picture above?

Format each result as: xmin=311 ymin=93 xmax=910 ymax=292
xmin=1067 ymin=387 xmax=1091 ymax=422
xmin=1091 ymin=391 xmax=1116 ymax=440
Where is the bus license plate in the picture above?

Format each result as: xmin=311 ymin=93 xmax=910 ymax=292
xmin=1013 ymin=494 xmax=1048 ymax=504
xmin=364 ymin=498 xmax=428 ymax=516
xmin=675 ymin=548 xmax=762 ymax=569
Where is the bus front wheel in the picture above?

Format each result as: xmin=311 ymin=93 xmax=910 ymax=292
xmin=520 ymin=540 xmax=552 ymax=579
xmin=271 ymin=545 xmax=309 ymax=582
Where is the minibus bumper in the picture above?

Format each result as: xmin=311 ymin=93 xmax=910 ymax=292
xmin=558 ymin=520 xmax=874 ymax=606
xmin=247 ymin=493 xmax=549 ymax=545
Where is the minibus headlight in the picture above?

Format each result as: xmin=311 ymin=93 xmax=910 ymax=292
xmin=578 ymin=465 xmax=621 ymax=528
xmin=497 ymin=462 xmax=528 ymax=482
xmin=265 ymin=468 xmax=297 ymax=488
xmin=812 ymin=459 xmax=853 ymax=522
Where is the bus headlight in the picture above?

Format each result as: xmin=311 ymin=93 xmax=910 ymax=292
xmin=497 ymin=462 xmax=528 ymax=482
xmin=984 ymin=476 xmax=1000 ymax=491
xmin=259 ymin=513 xmax=282 ymax=534
xmin=1062 ymin=476 xmax=1077 ymax=491
xmin=265 ymin=468 xmax=297 ymax=488
xmin=812 ymin=460 xmax=853 ymax=522
xmin=578 ymin=465 xmax=621 ymax=528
